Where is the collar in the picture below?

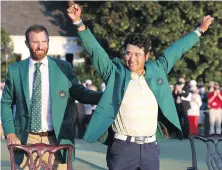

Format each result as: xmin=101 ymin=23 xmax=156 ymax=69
xmin=29 ymin=56 xmax=48 ymax=68
xmin=131 ymin=70 xmax=145 ymax=80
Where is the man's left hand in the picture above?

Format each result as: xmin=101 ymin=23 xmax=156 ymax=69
xmin=199 ymin=15 xmax=214 ymax=32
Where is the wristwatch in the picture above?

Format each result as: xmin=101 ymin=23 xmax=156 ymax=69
xmin=196 ymin=27 xmax=204 ymax=35
xmin=73 ymin=19 xmax=84 ymax=29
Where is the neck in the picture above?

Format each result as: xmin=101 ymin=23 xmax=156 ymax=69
xmin=134 ymin=70 xmax=144 ymax=76
xmin=30 ymin=56 xmax=46 ymax=62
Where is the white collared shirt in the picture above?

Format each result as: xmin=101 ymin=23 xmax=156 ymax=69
xmin=112 ymin=71 xmax=158 ymax=136
xmin=29 ymin=57 xmax=53 ymax=132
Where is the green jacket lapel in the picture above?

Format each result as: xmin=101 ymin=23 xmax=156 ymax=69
xmin=145 ymin=62 xmax=157 ymax=91
xmin=48 ymin=57 xmax=70 ymax=138
xmin=20 ymin=58 xmax=31 ymax=114
xmin=48 ymin=57 xmax=59 ymax=112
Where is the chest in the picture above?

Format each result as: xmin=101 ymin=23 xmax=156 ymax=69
xmin=29 ymin=66 xmax=50 ymax=99
xmin=122 ymin=77 xmax=158 ymax=107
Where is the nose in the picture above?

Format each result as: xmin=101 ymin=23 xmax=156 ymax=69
xmin=128 ymin=54 xmax=136 ymax=62
xmin=37 ymin=42 xmax=44 ymax=49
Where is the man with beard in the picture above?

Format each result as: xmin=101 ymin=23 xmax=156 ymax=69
xmin=1 ymin=24 xmax=102 ymax=169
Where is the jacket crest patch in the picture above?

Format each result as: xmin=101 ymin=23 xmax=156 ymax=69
xmin=59 ymin=90 xmax=66 ymax=98
xmin=157 ymin=77 xmax=164 ymax=85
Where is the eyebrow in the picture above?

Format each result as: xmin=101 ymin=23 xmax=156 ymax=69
xmin=125 ymin=51 xmax=144 ymax=54
xmin=32 ymin=40 xmax=48 ymax=42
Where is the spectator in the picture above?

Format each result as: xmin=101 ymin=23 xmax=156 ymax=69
xmin=91 ymin=85 xmax=98 ymax=114
xmin=188 ymin=86 xmax=202 ymax=135
xmin=83 ymin=106 xmax=93 ymax=129
xmin=189 ymin=79 xmax=197 ymax=88
xmin=208 ymin=81 xmax=215 ymax=93
xmin=0 ymin=82 xmax=5 ymax=140
xmin=173 ymin=77 xmax=191 ymax=138
xmin=207 ymin=82 xmax=222 ymax=134
xmin=170 ymin=84 xmax=174 ymax=92
xmin=83 ymin=79 xmax=92 ymax=125
xmin=74 ymin=100 xmax=86 ymax=138
xmin=85 ymin=79 xmax=92 ymax=89
xmin=101 ymin=82 xmax=106 ymax=92
xmin=83 ymin=82 xmax=97 ymax=129
xmin=0 ymin=120 xmax=4 ymax=140
xmin=198 ymin=85 xmax=208 ymax=135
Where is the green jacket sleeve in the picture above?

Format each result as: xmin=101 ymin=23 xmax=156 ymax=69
xmin=77 ymin=27 xmax=116 ymax=82
xmin=1 ymin=66 xmax=16 ymax=136
xmin=152 ymin=32 xmax=200 ymax=74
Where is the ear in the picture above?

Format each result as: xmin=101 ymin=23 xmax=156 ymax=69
xmin=145 ymin=52 xmax=150 ymax=61
xmin=25 ymin=40 xmax=29 ymax=48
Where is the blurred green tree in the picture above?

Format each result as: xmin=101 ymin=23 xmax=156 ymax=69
xmin=1 ymin=28 xmax=15 ymax=81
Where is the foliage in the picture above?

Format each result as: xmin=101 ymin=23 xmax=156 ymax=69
xmin=74 ymin=63 xmax=104 ymax=91
xmin=1 ymin=28 xmax=14 ymax=81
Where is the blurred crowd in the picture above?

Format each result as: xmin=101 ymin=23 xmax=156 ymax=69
xmin=1 ymin=76 xmax=222 ymax=140
xmin=63 ymin=79 xmax=106 ymax=139
xmin=172 ymin=76 xmax=222 ymax=137
xmin=0 ymin=82 xmax=5 ymax=140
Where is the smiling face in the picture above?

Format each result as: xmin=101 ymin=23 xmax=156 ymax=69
xmin=123 ymin=33 xmax=152 ymax=75
xmin=26 ymin=30 xmax=49 ymax=61
xmin=125 ymin=44 xmax=149 ymax=75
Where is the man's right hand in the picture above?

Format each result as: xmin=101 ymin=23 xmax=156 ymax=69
xmin=7 ymin=133 xmax=21 ymax=145
xmin=67 ymin=4 xmax=82 ymax=22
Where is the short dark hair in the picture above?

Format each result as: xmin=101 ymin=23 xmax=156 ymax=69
xmin=25 ymin=24 xmax=49 ymax=43
xmin=124 ymin=33 xmax=152 ymax=55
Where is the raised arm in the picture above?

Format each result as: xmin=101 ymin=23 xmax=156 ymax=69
xmin=67 ymin=4 xmax=116 ymax=82
xmin=152 ymin=15 xmax=214 ymax=74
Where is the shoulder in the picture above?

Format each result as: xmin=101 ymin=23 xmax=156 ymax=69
xmin=147 ymin=60 xmax=158 ymax=68
xmin=112 ymin=57 xmax=130 ymax=73
xmin=8 ymin=62 xmax=19 ymax=69
xmin=48 ymin=57 xmax=73 ymax=70
xmin=112 ymin=57 xmax=121 ymax=64
xmin=48 ymin=57 xmax=69 ymax=65
xmin=8 ymin=58 xmax=29 ymax=70
xmin=48 ymin=57 xmax=74 ymax=76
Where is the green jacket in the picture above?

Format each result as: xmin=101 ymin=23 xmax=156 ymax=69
xmin=77 ymin=28 xmax=200 ymax=144
xmin=1 ymin=57 xmax=101 ymax=164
